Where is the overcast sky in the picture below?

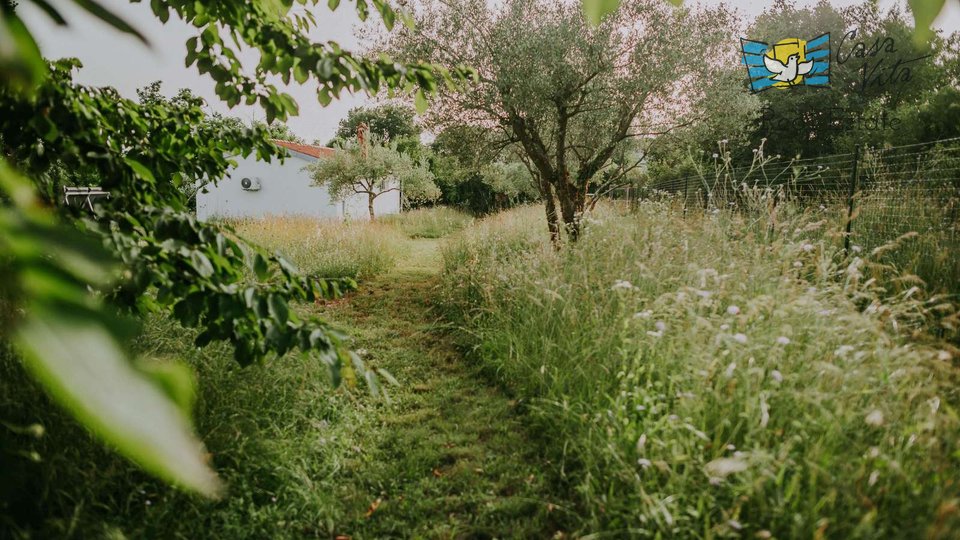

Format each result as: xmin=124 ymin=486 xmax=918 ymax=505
xmin=20 ymin=0 xmax=960 ymax=144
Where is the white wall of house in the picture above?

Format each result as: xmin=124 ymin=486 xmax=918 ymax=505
xmin=196 ymin=149 xmax=401 ymax=221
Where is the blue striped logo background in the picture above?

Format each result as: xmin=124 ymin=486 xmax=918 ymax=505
xmin=740 ymin=33 xmax=831 ymax=92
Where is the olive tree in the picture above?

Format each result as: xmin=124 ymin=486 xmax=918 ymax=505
xmin=311 ymin=137 xmax=440 ymax=220
xmin=385 ymin=0 xmax=738 ymax=242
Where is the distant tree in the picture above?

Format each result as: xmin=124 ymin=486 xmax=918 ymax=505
xmin=310 ymin=136 xmax=439 ymax=220
xmin=253 ymin=120 xmax=304 ymax=143
xmin=331 ymin=103 xmax=420 ymax=144
xmin=430 ymin=125 xmax=538 ymax=213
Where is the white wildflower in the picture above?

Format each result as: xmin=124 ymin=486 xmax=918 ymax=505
xmin=868 ymin=470 xmax=880 ymax=487
xmin=724 ymin=362 xmax=737 ymax=378
xmin=647 ymin=330 xmax=663 ymax=338
xmin=776 ymin=336 xmax=791 ymax=346
xmin=726 ymin=444 xmax=736 ymax=451
xmin=759 ymin=394 xmax=770 ymax=428
xmin=929 ymin=396 xmax=941 ymax=415
xmin=612 ymin=279 xmax=634 ymax=291
xmin=637 ymin=458 xmax=652 ymax=469
xmin=704 ymin=457 xmax=748 ymax=478
xmin=726 ymin=305 xmax=741 ymax=316
xmin=868 ymin=447 xmax=880 ymax=458
xmin=636 ymin=434 xmax=647 ymax=452
xmin=865 ymin=409 xmax=884 ymax=426
xmin=633 ymin=310 xmax=653 ymax=319
xmin=720 ymin=139 xmax=729 ymax=144
xmin=852 ymin=245 xmax=862 ymax=253
xmin=834 ymin=345 xmax=855 ymax=357
xmin=732 ymin=333 xmax=748 ymax=344
xmin=802 ymin=243 xmax=814 ymax=252
xmin=793 ymin=261 xmax=803 ymax=268
xmin=655 ymin=321 xmax=667 ymax=332
xmin=712 ymin=153 xmax=719 ymax=158
xmin=728 ymin=519 xmax=742 ymax=531
xmin=770 ymin=369 xmax=783 ymax=383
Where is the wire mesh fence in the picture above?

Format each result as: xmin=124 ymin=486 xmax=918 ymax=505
xmin=617 ymin=136 xmax=960 ymax=293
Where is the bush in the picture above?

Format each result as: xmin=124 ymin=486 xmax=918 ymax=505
xmin=440 ymin=203 xmax=960 ymax=538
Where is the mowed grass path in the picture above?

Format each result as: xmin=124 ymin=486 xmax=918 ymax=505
xmin=308 ymin=238 xmax=566 ymax=539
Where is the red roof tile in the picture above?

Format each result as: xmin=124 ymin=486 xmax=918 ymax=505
xmin=270 ymin=139 xmax=336 ymax=159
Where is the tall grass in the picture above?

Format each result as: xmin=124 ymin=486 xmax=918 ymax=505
xmin=440 ymin=203 xmax=960 ymax=538
xmin=382 ymin=207 xmax=473 ymax=238
xmin=232 ymin=216 xmax=401 ymax=280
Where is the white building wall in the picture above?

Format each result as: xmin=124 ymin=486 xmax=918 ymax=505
xmin=196 ymin=150 xmax=401 ymax=221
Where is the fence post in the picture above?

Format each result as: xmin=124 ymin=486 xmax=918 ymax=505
xmin=683 ymin=176 xmax=689 ymax=218
xmin=844 ymin=145 xmax=862 ymax=254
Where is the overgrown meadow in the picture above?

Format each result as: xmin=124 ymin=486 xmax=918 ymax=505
xmin=440 ymin=202 xmax=960 ymax=538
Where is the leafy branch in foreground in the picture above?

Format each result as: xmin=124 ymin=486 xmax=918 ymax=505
xmin=1 ymin=0 xmax=468 ymax=495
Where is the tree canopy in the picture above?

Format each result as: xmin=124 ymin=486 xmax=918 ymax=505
xmin=385 ymin=0 xmax=739 ymax=242
xmin=311 ymin=136 xmax=440 ymax=219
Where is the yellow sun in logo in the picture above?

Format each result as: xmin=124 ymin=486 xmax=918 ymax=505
xmin=766 ymin=37 xmax=808 ymax=88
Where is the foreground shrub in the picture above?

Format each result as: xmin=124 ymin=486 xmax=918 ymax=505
xmin=232 ymin=216 xmax=401 ymax=280
xmin=441 ymin=203 xmax=960 ymax=538
xmin=382 ymin=207 xmax=474 ymax=238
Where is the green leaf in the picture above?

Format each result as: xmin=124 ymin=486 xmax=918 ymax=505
xmin=124 ymin=157 xmax=156 ymax=183
xmin=73 ymin=0 xmax=150 ymax=45
xmin=414 ymin=89 xmax=429 ymax=114
xmin=582 ymin=0 xmax=620 ymax=26
xmin=267 ymin=294 xmax=289 ymax=325
xmin=135 ymin=358 xmax=198 ymax=418
xmin=14 ymin=304 xmax=221 ymax=497
xmin=908 ymin=0 xmax=946 ymax=44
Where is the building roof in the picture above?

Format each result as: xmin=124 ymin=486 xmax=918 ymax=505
xmin=270 ymin=139 xmax=336 ymax=159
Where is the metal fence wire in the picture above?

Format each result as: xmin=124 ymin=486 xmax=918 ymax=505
xmin=616 ymin=136 xmax=960 ymax=292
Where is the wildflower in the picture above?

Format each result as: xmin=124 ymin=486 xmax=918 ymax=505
xmin=637 ymin=458 xmax=652 ymax=469
xmin=708 ymin=476 xmax=722 ymax=486
xmin=647 ymin=330 xmax=663 ymax=338
xmin=929 ymin=396 xmax=941 ymax=414
xmin=720 ymin=139 xmax=729 ymax=144
xmin=756 ymin=531 xmax=773 ymax=539
xmin=776 ymin=336 xmax=790 ymax=346
xmin=726 ymin=444 xmax=736 ymax=451
xmin=636 ymin=434 xmax=647 ymax=452
xmin=633 ymin=310 xmax=653 ymax=319
xmin=793 ymin=261 xmax=803 ymax=268
xmin=865 ymin=409 xmax=884 ymax=426
xmin=695 ymin=289 xmax=711 ymax=299
xmin=732 ymin=333 xmax=748 ymax=344
xmin=655 ymin=321 xmax=667 ymax=332
xmin=612 ymin=279 xmax=634 ymax=291
xmin=802 ymin=243 xmax=814 ymax=252
xmin=868 ymin=470 xmax=880 ymax=486
xmin=720 ymin=323 xmax=730 ymax=331
xmin=726 ymin=305 xmax=740 ymax=316
xmin=770 ymin=369 xmax=783 ymax=383
xmin=712 ymin=153 xmax=719 ymax=158
xmin=834 ymin=345 xmax=855 ymax=357
xmin=728 ymin=520 xmax=742 ymax=531
xmin=724 ymin=362 xmax=737 ymax=378
xmin=705 ymin=457 xmax=748 ymax=477
xmin=868 ymin=447 xmax=880 ymax=458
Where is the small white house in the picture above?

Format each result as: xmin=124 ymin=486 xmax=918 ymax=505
xmin=197 ymin=139 xmax=401 ymax=221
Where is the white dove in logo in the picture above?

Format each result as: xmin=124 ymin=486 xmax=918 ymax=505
xmin=763 ymin=53 xmax=813 ymax=82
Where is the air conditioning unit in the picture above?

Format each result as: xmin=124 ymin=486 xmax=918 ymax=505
xmin=240 ymin=177 xmax=262 ymax=191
